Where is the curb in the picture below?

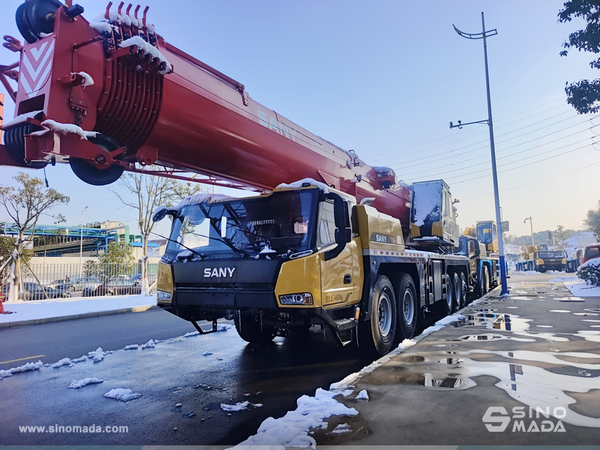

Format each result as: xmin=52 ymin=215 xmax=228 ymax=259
xmin=0 ymin=305 xmax=159 ymax=329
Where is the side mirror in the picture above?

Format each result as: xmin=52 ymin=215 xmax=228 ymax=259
xmin=324 ymin=193 xmax=352 ymax=261
xmin=152 ymin=206 xmax=178 ymax=222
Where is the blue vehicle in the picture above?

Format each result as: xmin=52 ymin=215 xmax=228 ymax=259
xmin=456 ymin=235 xmax=499 ymax=300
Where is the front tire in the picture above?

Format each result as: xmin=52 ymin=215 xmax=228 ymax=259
xmin=359 ymin=275 xmax=397 ymax=356
xmin=234 ymin=311 xmax=276 ymax=344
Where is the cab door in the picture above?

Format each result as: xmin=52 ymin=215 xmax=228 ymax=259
xmin=317 ymin=198 xmax=361 ymax=307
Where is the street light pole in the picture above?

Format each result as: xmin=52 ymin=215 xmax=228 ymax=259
xmin=452 ymin=12 xmax=508 ymax=295
xmin=524 ymin=216 xmax=534 ymax=247
xmin=80 ymin=206 xmax=88 ymax=277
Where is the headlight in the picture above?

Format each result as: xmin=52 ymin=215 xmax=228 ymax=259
xmin=536 ymin=259 xmax=544 ymax=265
xmin=561 ymin=258 xmax=567 ymax=264
xmin=157 ymin=291 xmax=172 ymax=303
xmin=280 ymin=293 xmax=313 ymax=305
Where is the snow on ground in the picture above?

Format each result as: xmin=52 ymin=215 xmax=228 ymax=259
xmin=551 ymin=276 xmax=600 ymax=297
xmin=0 ymin=294 xmax=157 ymax=324
xmin=104 ymin=388 xmax=143 ymax=402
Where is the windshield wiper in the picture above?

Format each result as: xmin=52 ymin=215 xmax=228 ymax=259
xmin=189 ymin=231 xmax=250 ymax=257
xmin=151 ymin=232 xmax=206 ymax=259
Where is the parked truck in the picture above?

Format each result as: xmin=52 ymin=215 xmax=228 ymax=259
xmin=1 ymin=0 xmax=489 ymax=355
xmin=456 ymin=221 xmax=499 ymax=300
xmin=516 ymin=245 xmax=567 ymax=273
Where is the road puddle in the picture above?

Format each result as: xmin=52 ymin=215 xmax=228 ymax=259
xmin=450 ymin=310 xmax=568 ymax=342
xmin=365 ymin=349 xmax=600 ymax=428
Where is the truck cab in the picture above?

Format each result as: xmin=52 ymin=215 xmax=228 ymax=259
xmin=534 ymin=250 xmax=567 ymax=272
xmin=456 ymin=235 xmax=498 ymax=298
xmin=155 ymin=181 xmax=365 ymax=345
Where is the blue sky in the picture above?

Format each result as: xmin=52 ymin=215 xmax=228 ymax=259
xmin=1 ymin=0 xmax=599 ymax=239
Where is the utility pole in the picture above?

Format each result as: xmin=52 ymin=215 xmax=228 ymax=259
xmin=524 ymin=216 xmax=534 ymax=247
xmin=80 ymin=206 xmax=88 ymax=277
xmin=450 ymin=12 xmax=508 ymax=295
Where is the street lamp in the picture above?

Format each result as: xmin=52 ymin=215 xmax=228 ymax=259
xmin=80 ymin=206 xmax=88 ymax=277
xmin=524 ymin=217 xmax=534 ymax=247
xmin=451 ymin=13 xmax=508 ymax=295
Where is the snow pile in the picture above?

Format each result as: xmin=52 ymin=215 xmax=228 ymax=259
xmin=52 ymin=358 xmax=74 ymax=369
xmin=104 ymin=388 xmax=142 ymax=402
xmin=124 ymin=344 xmax=139 ymax=350
xmin=88 ymin=347 xmax=111 ymax=362
xmin=141 ymin=339 xmax=157 ymax=349
xmin=234 ymin=388 xmax=357 ymax=448
xmin=184 ymin=331 xmax=199 ymax=338
xmin=0 ymin=361 xmax=43 ymax=380
xmin=2 ymin=110 xmax=43 ymax=128
xmin=40 ymin=120 xmax=98 ymax=140
xmin=120 ymin=36 xmax=172 ymax=74
xmin=76 ymin=71 xmax=94 ymax=88
xmin=173 ymin=193 xmax=234 ymax=211
xmin=276 ymin=178 xmax=330 ymax=194
xmin=68 ymin=378 xmax=104 ymax=389
xmin=331 ymin=423 xmax=352 ymax=434
xmin=355 ymin=389 xmax=369 ymax=400
xmin=220 ymin=401 xmax=263 ymax=412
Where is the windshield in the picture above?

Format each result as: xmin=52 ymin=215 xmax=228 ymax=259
xmin=166 ymin=190 xmax=317 ymax=258
xmin=537 ymin=251 xmax=566 ymax=259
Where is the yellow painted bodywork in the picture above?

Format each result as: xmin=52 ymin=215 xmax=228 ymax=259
xmin=355 ymin=204 xmax=404 ymax=252
xmin=157 ymin=262 xmax=174 ymax=304
xmin=274 ymin=237 xmax=364 ymax=309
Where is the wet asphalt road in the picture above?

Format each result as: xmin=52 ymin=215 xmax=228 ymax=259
xmin=0 ymin=309 xmax=373 ymax=445
xmin=314 ymin=273 xmax=600 ymax=446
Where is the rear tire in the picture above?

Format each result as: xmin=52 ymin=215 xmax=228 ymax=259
xmin=234 ymin=311 xmax=276 ymax=344
xmin=443 ymin=273 xmax=456 ymax=315
xmin=453 ymin=272 xmax=464 ymax=310
xmin=478 ymin=266 xmax=490 ymax=296
xmin=459 ymin=272 xmax=468 ymax=306
xmin=359 ymin=275 xmax=397 ymax=356
xmin=397 ymin=273 xmax=418 ymax=340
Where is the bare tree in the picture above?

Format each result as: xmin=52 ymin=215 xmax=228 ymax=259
xmin=111 ymin=169 xmax=204 ymax=295
xmin=0 ymin=173 xmax=69 ymax=301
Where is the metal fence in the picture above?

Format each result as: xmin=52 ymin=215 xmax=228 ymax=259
xmin=2 ymin=262 xmax=158 ymax=299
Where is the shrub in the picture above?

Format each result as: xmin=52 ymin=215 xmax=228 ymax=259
xmin=577 ymin=258 xmax=600 ymax=287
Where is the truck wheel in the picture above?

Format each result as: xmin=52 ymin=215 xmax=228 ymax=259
xmin=398 ymin=273 xmax=418 ymax=340
xmin=359 ymin=275 xmax=397 ymax=356
xmin=460 ymin=272 xmax=468 ymax=306
xmin=479 ymin=266 xmax=490 ymax=296
xmin=453 ymin=272 xmax=464 ymax=310
xmin=443 ymin=273 xmax=456 ymax=315
xmin=234 ymin=311 xmax=276 ymax=344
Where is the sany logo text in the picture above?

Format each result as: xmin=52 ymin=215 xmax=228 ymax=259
xmin=204 ymin=267 xmax=236 ymax=278
xmin=482 ymin=406 xmax=566 ymax=433
xmin=257 ymin=110 xmax=297 ymax=142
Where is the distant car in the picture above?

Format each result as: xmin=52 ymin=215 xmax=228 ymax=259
xmin=582 ymin=244 xmax=600 ymax=264
xmin=46 ymin=278 xmax=73 ymax=290
xmin=87 ymin=280 xmax=141 ymax=297
xmin=1 ymin=282 xmax=70 ymax=301
xmin=130 ymin=274 xmax=157 ymax=286
xmin=68 ymin=276 xmax=102 ymax=293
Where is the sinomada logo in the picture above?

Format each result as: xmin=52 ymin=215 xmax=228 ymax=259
xmin=482 ymin=406 xmax=567 ymax=433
